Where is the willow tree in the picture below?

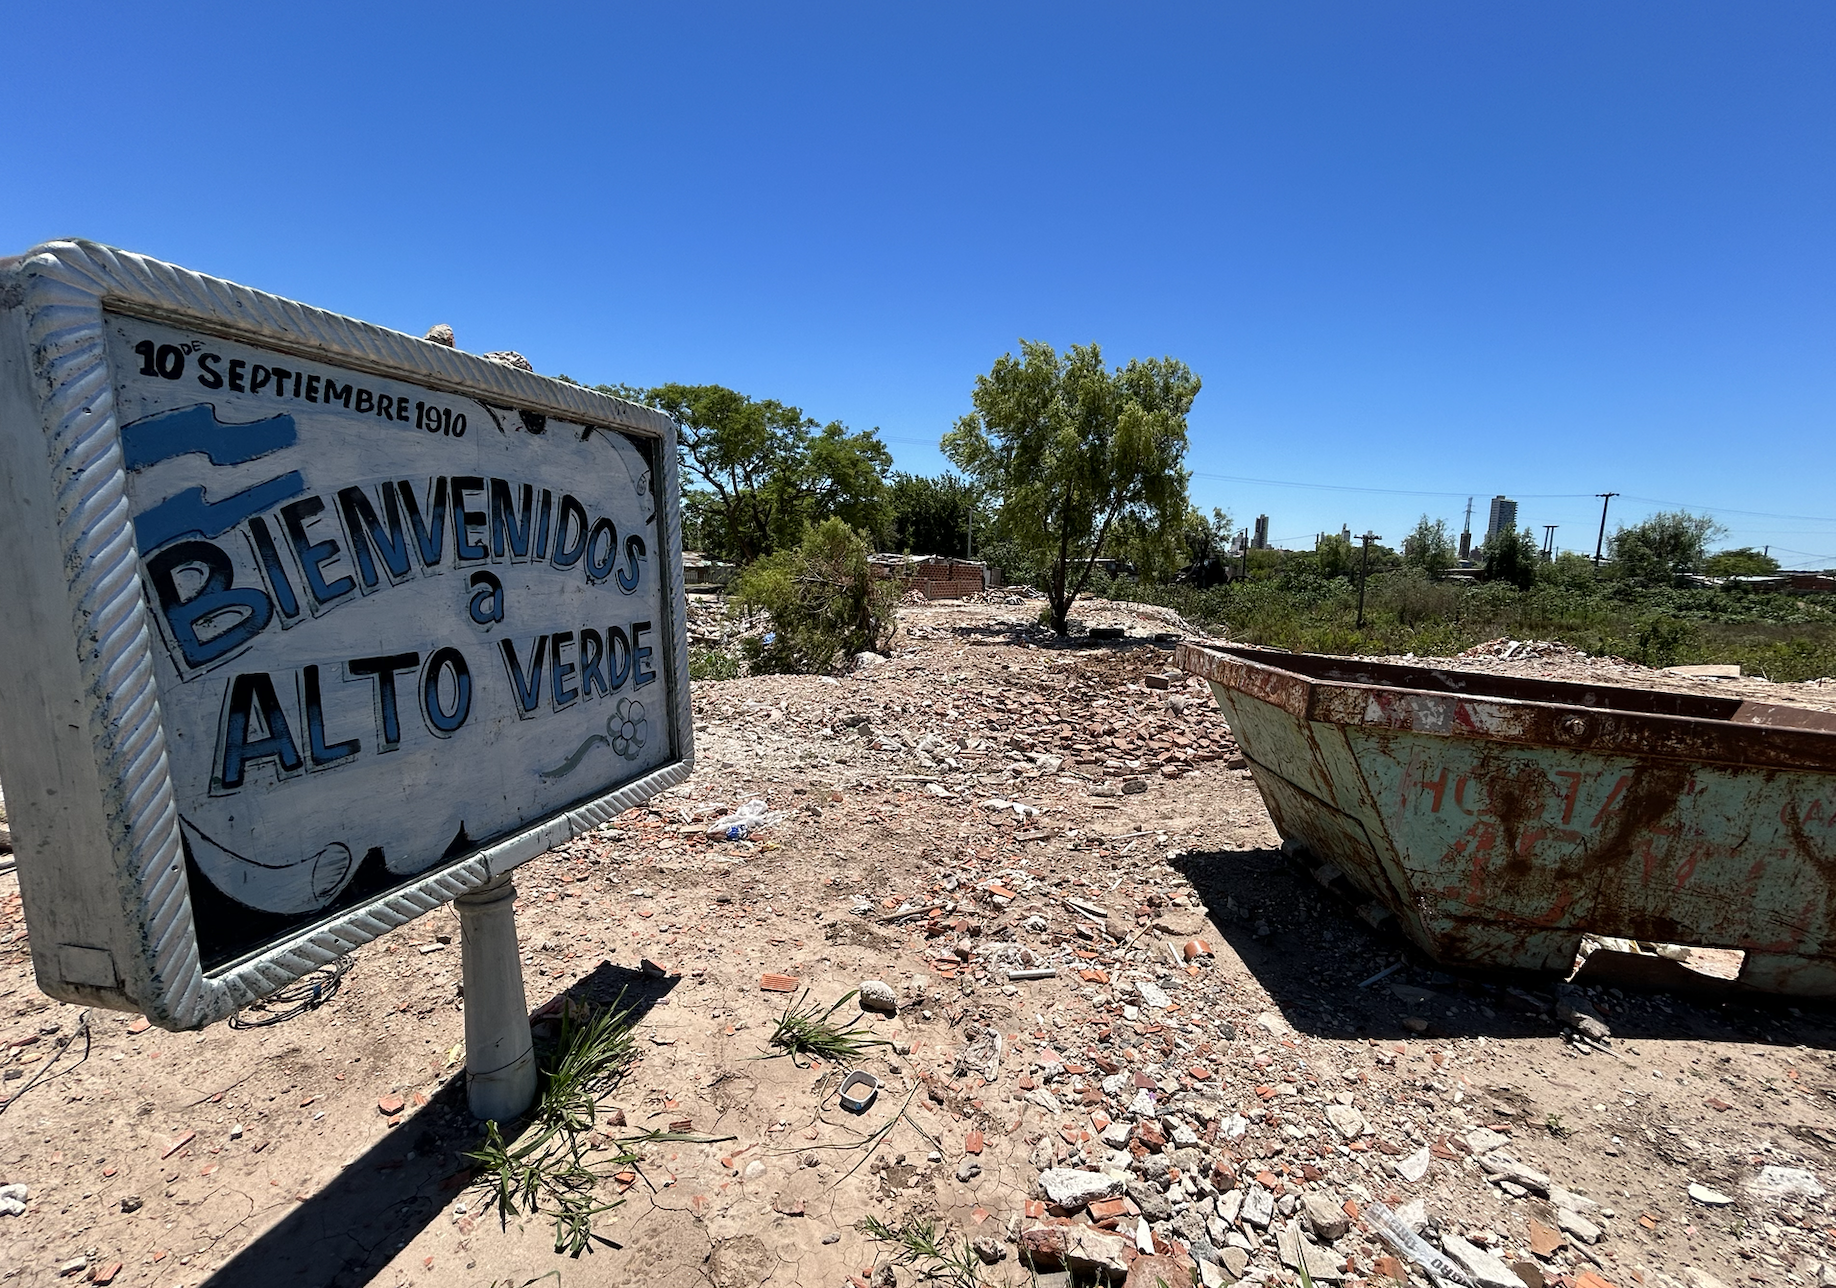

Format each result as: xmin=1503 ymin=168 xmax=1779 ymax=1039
xmin=943 ymin=340 xmax=1198 ymax=636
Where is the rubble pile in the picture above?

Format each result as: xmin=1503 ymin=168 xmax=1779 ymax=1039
xmin=3 ymin=596 xmax=1831 ymax=1288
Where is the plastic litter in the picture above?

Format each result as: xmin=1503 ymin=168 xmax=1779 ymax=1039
xmin=1362 ymin=1201 xmax=1477 ymax=1288
xmin=838 ymin=1070 xmax=881 ymax=1113
xmin=705 ymin=799 xmax=789 ymax=840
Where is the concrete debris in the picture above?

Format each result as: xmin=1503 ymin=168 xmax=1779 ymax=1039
xmin=1442 ymin=1232 xmax=1528 ymax=1288
xmin=856 ymin=978 xmax=898 ymax=1014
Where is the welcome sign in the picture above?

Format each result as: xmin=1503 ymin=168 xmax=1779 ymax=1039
xmin=0 ymin=242 xmax=693 ymax=1026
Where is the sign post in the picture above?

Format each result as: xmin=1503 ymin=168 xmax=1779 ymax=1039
xmin=456 ymin=874 xmax=536 ymax=1119
xmin=0 ymin=242 xmax=693 ymax=1098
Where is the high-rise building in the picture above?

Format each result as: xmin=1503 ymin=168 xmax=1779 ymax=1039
xmin=1485 ymin=496 xmax=1518 ymax=544
xmin=1253 ymin=515 xmax=1270 ymax=550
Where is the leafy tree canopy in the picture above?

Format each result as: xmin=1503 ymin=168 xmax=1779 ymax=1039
xmin=1704 ymin=546 xmax=1781 ymax=578
xmin=1176 ymin=506 xmax=1235 ymax=588
xmin=1403 ymin=515 xmax=1457 ymax=579
xmin=943 ymin=340 xmax=1198 ymax=635
xmin=617 ymin=382 xmax=891 ymax=564
xmin=1482 ymin=526 xmax=1541 ymax=591
xmin=886 ymin=472 xmax=986 ymax=557
xmin=1610 ymin=510 xmax=1726 ymax=587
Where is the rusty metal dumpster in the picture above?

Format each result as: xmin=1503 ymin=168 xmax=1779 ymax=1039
xmin=1175 ymin=643 xmax=1836 ymax=995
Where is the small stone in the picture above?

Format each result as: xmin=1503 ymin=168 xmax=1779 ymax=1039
xmin=1477 ymin=1150 xmax=1550 ymax=1194
xmin=956 ymin=1159 xmax=982 ymax=1182
xmin=972 ymin=1236 xmax=1005 ymax=1264
xmin=822 ymin=1232 xmax=841 ymax=1245
xmin=481 ymin=350 xmax=534 ymax=372
xmin=1304 ymin=1193 xmax=1351 ymax=1241
xmin=1750 ymin=1165 xmax=1826 ymax=1202
xmin=1133 ymin=979 xmax=1171 ymax=1009
xmin=118 ymin=1194 xmax=143 ymax=1214
xmin=1242 ymin=1184 xmax=1275 ymax=1228
xmin=857 ymin=980 xmax=898 ymax=1015
xmin=1124 ymin=1255 xmax=1193 ymax=1288
xmin=1127 ymin=1181 xmax=1173 ymax=1222
xmin=1554 ymin=992 xmax=1612 ymax=1042
xmin=1220 ymin=1246 xmax=1251 ymax=1278
xmin=1277 ymin=1221 xmax=1344 ymax=1281
xmin=1064 ymin=1226 xmax=1131 ymax=1276
xmin=423 ymin=324 xmax=456 ymax=347
xmin=1464 ymin=1127 xmax=1510 ymax=1153
xmin=1556 ymin=1209 xmax=1602 ymax=1244
xmin=743 ymin=1160 xmax=766 ymax=1180
xmin=1324 ymin=1104 xmax=1366 ymax=1139
xmin=1019 ymin=1222 xmax=1068 ymax=1268
xmin=1394 ymin=1146 xmax=1431 ymax=1183
xmin=1441 ymin=1233 xmax=1528 ymax=1288
xmin=1037 ymin=1168 xmax=1124 ymax=1210
xmin=1687 ymin=1182 xmax=1733 ymax=1206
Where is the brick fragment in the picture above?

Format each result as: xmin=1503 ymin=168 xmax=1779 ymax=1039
xmin=759 ymin=973 xmax=799 ymax=992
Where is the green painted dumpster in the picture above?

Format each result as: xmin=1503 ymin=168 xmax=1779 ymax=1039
xmin=1175 ymin=643 xmax=1836 ymax=995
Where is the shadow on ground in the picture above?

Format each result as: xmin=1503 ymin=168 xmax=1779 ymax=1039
xmin=1171 ymin=843 xmax=1836 ymax=1053
xmin=201 ymin=961 xmax=677 ymax=1288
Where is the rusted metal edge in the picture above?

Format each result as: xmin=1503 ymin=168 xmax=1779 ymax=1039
xmin=1175 ymin=642 xmax=1836 ymax=773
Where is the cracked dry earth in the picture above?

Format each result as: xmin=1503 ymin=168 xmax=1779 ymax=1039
xmin=5 ymin=597 xmax=1836 ymax=1288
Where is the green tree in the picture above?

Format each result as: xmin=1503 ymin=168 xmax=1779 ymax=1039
xmin=886 ymin=472 xmax=986 ymax=557
xmin=1609 ymin=510 xmax=1726 ymax=586
xmin=1314 ymin=533 xmax=1356 ymax=580
xmin=1177 ymin=506 xmax=1235 ymax=587
xmin=638 ymin=383 xmax=891 ymax=563
xmin=943 ymin=340 xmax=1198 ymax=635
xmin=1704 ymin=546 xmax=1781 ymax=578
xmin=1402 ymin=515 xmax=1456 ymax=579
xmin=1481 ymin=526 xmax=1540 ymax=591
xmin=734 ymin=518 xmax=899 ymax=674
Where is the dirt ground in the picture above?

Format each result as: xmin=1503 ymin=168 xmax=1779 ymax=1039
xmin=4 ymin=597 xmax=1836 ymax=1288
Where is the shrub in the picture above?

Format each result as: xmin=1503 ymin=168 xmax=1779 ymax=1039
xmin=688 ymin=648 xmax=742 ymax=681
xmin=734 ymin=518 xmax=899 ymax=674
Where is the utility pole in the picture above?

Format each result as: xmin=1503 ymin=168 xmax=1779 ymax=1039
xmin=1240 ymin=529 xmax=1249 ymax=583
xmin=1593 ymin=493 xmax=1619 ymax=567
xmin=1356 ymin=531 xmax=1381 ymax=628
xmin=1543 ymin=524 xmax=1558 ymax=560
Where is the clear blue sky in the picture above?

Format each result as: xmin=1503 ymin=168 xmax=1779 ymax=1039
xmin=5 ymin=3 xmax=1832 ymax=563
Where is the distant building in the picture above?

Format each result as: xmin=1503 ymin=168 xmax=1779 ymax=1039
xmin=1485 ymin=496 xmax=1518 ymax=545
xmin=1253 ymin=515 xmax=1270 ymax=550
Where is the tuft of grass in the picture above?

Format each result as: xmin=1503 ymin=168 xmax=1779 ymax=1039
xmin=859 ymin=1214 xmax=986 ymax=1287
xmin=1545 ymin=1113 xmax=1571 ymax=1139
xmin=466 ymin=999 xmax=640 ymax=1256
xmin=765 ymin=989 xmax=887 ymax=1066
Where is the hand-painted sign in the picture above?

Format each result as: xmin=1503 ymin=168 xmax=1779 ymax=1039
xmin=0 ymin=242 xmax=693 ymax=1026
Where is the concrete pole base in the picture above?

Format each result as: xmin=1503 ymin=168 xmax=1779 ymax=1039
xmin=457 ymin=874 xmax=537 ymax=1122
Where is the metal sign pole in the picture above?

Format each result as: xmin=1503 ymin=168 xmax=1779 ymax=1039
xmin=455 ymin=875 xmax=537 ymax=1120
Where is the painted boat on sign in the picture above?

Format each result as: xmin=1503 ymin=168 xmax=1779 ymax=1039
xmin=1175 ymin=643 xmax=1836 ymax=996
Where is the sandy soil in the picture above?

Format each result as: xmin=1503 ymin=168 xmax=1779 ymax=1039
xmin=2 ymin=599 xmax=1833 ymax=1288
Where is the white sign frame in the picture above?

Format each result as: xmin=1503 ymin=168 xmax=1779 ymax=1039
xmin=0 ymin=240 xmax=694 ymax=1028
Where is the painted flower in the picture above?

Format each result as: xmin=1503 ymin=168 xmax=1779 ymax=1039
xmin=611 ymin=698 xmax=648 ymax=760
